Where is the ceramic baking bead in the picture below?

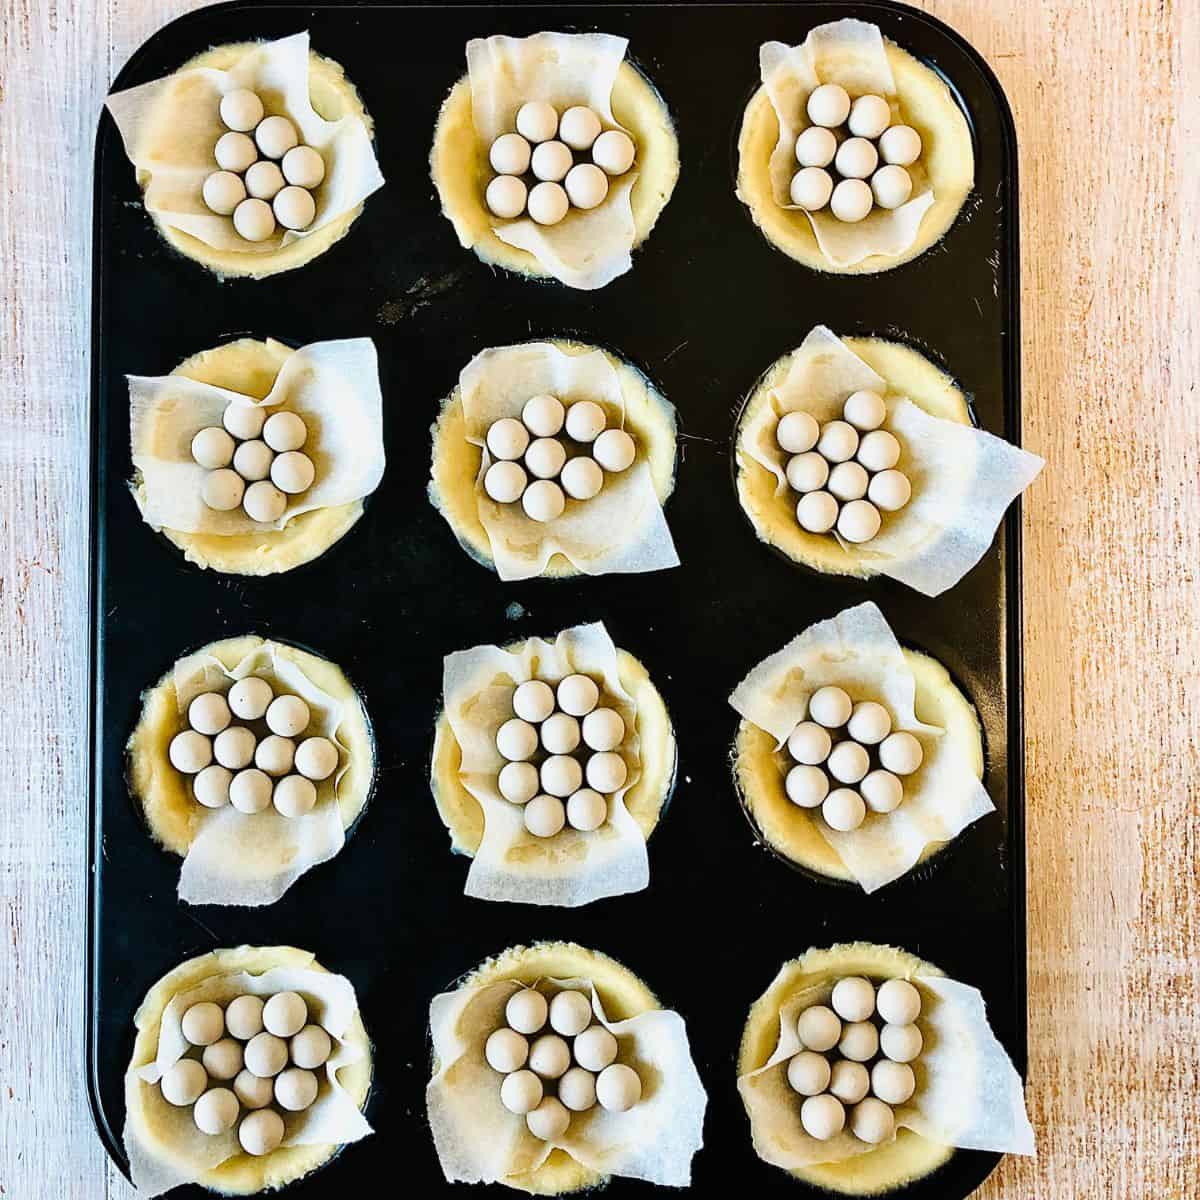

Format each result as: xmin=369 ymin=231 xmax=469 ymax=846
xmin=830 ymin=178 xmax=874 ymax=223
xmin=777 ymin=410 xmax=821 ymax=454
xmin=294 ymin=736 xmax=338 ymax=782
xmin=852 ymin=1096 xmax=896 ymax=1144
xmin=838 ymin=1020 xmax=880 ymax=1063
xmin=506 ymin=988 xmax=549 ymax=1035
xmin=516 ymin=100 xmax=559 ymax=144
xmin=193 ymin=764 xmax=233 ymax=808
xmin=573 ymin=1026 xmax=617 ymax=1073
xmin=582 ymin=708 xmax=624 ymax=752
xmin=255 ymin=735 xmax=295 ymax=777
xmin=880 ymin=1022 xmax=923 ymax=1063
xmin=528 ymin=1034 xmax=572 ymax=1079
xmin=161 ymin=1059 xmax=208 ymax=1106
xmin=848 ymin=702 xmax=892 ymax=745
xmin=796 ymin=1005 xmax=841 ymax=1052
xmin=273 ymin=185 xmax=316 ymax=231
xmin=497 ymin=717 xmax=539 ymax=762
xmin=281 ymin=144 xmax=325 ymax=189
xmin=229 ymin=768 xmax=273 ymax=814
xmin=879 ymin=732 xmax=924 ymax=775
xmin=202 ymin=469 xmax=246 ymax=512
xmin=189 ymin=692 xmax=232 ymax=735
xmin=566 ymin=788 xmax=607 ymax=831
xmin=796 ymin=490 xmax=839 ymax=533
xmin=202 ymin=1038 xmax=244 ymax=1081
xmin=591 ymin=129 xmax=636 ymax=175
xmin=242 ymin=480 xmax=287 ymax=523
xmin=169 ymin=730 xmax=212 ymax=774
xmin=871 ymin=164 xmax=913 ymax=210
xmin=234 ymin=1069 xmax=274 ymax=1110
xmin=182 ymin=1001 xmax=225 ymax=1047
xmin=564 ymin=400 xmax=607 ymax=443
xmin=487 ymin=417 xmax=530 ymax=461
xmin=238 ymin=1108 xmax=285 ymax=1156
xmin=835 ymin=137 xmax=879 ymax=180
xmin=244 ymin=1032 xmax=288 ymax=1078
xmin=848 ymin=93 xmax=892 ymax=139
xmin=787 ymin=451 xmax=830 ymax=494
xmin=525 ymin=437 xmax=567 ymax=480
xmin=233 ymin=439 xmax=274 ymax=482
xmin=557 ymin=674 xmax=600 ymax=717
xmin=559 ymin=106 xmax=602 ymax=151
xmin=513 ymin=680 xmax=556 ymax=724
xmin=838 ymin=499 xmax=882 ymax=544
xmin=226 ymin=995 xmax=265 ymax=1041
xmin=270 ymin=450 xmax=315 ymax=495
xmin=486 ymin=175 xmax=528 ymax=219
xmin=531 ymin=141 xmax=573 ymax=183
xmin=202 ymin=170 xmax=246 ymax=216
xmin=795 ymin=125 xmax=838 ymax=168
xmin=806 ymin=82 xmax=851 ymax=128
xmin=871 ymin=1059 xmax=916 ymax=1105
xmin=548 ymin=990 xmax=592 ymax=1037
xmin=232 ymin=198 xmax=276 ymax=242
xmin=229 ymin=676 xmax=273 ymax=720
xmin=868 ymin=469 xmax=912 ymax=512
xmin=484 ymin=460 xmax=527 ymax=504
xmin=787 ymin=1050 xmax=832 ymax=1096
xmin=592 ymin=428 xmax=636 ymax=473
xmin=843 ymin=390 xmax=887 ymax=432
xmin=560 ymin=456 xmax=604 ymax=501
xmin=274 ymin=1067 xmax=318 ymax=1112
xmin=540 ymin=755 xmax=583 ymax=798
xmin=263 ymin=991 xmax=308 ymax=1039
xmin=878 ymin=125 xmax=922 ymax=167
xmin=861 ymin=769 xmax=903 ymax=814
xmin=585 ymin=751 xmax=627 ymax=794
xmin=828 ymin=461 xmax=870 ymax=502
xmin=486 ymin=1027 xmax=529 ymax=1073
xmin=266 ymin=695 xmax=310 ymax=738
xmin=220 ymin=89 xmax=265 ymax=132
xmin=501 ymin=1070 xmax=544 ymax=1114
xmin=193 ymin=1087 xmax=239 ymax=1135
xmin=785 ymin=764 xmax=829 ymax=808
xmin=524 ymin=792 xmax=567 ymax=837
xmin=828 ymin=741 xmax=870 ymax=785
xmin=829 ymin=1059 xmax=871 ymax=1105
xmin=215 ymin=130 xmax=257 ymax=173
xmin=255 ymin=115 xmax=298 ymax=160
xmin=800 ymin=1093 xmax=845 ymax=1140
xmin=245 ymin=160 xmax=285 ymax=201
xmin=564 ymin=162 xmax=609 ymax=209
xmin=787 ymin=721 xmax=832 ymax=765
xmin=822 ymin=786 xmax=867 ymax=831
xmin=223 ymin=402 xmax=267 ymax=441
xmin=818 ymin=420 xmax=860 ymax=463
xmin=522 ymin=394 xmax=566 ymax=438
xmin=262 ymin=411 xmax=307 ymax=453
xmin=498 ymin=762 xmax=539 ymax=805
xmin=522 ymin=479 xmax=566 ymax=523
xmin=558 ymin=1065 xmax=597 ymax=1111
xmin=541 ymin=712 xmax=581 ymax=755
xmin=857 ymin=429 xmax=902 ymax=473
xmin=876 ymin=979 xmax=923 ymax=1025
xmin=273 ymin=774 xmax=317 ymax=818
xmin=790 ymin=166 xmax=834 ymax=211
xmin=527 ymin=1096 xmax=571 ymax=1141
xmin=596 ymin=1063 xmax=641 ymax=1112
xmin=490 ymin=131 xmax=532 ymax=176
xmin=809 ymin=685 xmax=853 ymax=729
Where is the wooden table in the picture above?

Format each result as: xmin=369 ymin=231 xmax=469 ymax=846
xmin=2 ymin=1 xmax=1194 ymax=1195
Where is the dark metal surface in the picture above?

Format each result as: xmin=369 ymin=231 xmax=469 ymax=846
xmin=88 ymin=2 xmax=1025 ymax=1196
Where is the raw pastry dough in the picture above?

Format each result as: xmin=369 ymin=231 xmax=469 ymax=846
xmin=124 ymin=945 xmax=371 ymax=1195
xmin=428 ymin=339 xmax=677 ymax=578
xmin=737 ymin=33 xmax=973 ymax=273
xmin=133 ymin=338 xmax=368 ymax=575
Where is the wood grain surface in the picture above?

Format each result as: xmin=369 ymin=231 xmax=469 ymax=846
xmin=1 ymin=1 xmax=1195 ymax=1197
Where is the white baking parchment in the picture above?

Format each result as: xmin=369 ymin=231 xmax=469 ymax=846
xmin=738 ymin=971 xmax=1034 ymax=1169
xmin=459 ymin=342 xmax=678 ymax=581
xmin=466 ymin=33 xmax=639 ymax=290
xmin=755 ymin=19 xmax=935 ymax=268
xmin=105 ymin=31 xmax=385 ymax=255
xmin=729 ymin=601 xmax=994 ymax=893
xmin=443 ymin=622 xmax=649 ymax=906
xmin=742 ymin=326 xmax=1043 ymax=596
xmin=124 ymin=960 xmax=373 ymax=1196
xmin=170 ymin=641 xmax=353 ymax=907
xmin=427 ymin=974 xmax=706 ymax=1185
xmin=129 ymin=338 xmax=385 ymax=536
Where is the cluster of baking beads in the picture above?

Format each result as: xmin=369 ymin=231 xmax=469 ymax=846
xmin=786 ymin=977 xmax=923 ymax=1144
xmin=790 ymin=83 xmax=923 ymax=223
xmin=167 ymin=678 xmax=339 ymax=819
xmin=192 ymin=405 xmax=315 ymax=522
xmin=483 ymin=395 xmax=636 ymax=523
xmin=159 ymin=990 xmax=333 ymax=1156
xmin=486 ymin=986 xmax=643 ymax=1139
xmin=494 ymin=674 xmax=628 ymax=838
xmin=485 ymin=101 xmax=636 ymax=226
xmin=776 ymin=390 xmax=911 ymax=544
xmin=783 ymin=685 xmax=923 ymax=833
xmin=202 ymin=88 xmax=325 ymax=239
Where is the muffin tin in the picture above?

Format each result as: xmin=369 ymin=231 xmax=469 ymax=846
xmin=88 ymin=2 xmax=1025 ymax=1196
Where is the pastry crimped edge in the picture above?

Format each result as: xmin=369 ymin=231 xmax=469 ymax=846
xmin=428 ymin=338 xmax=677 ymax=578
xmin=733 ymin=647 xmax=984 ymax=883
xmin=125 ymin=944 xmax=372 ymax=1195
xmin=139 ymin=43 xmax=374 ymax=278
xmin=434 ymin=941 xmax=660 ymax=1195
xmin=135 ymin=337 xmax=365 ymax=576
xmin=736 ymin=39 xmax=974 ymax=274
xmin=127 ymin=634 xmax=374 ymax=858
xmin=430 ymin=60 xmax=680 ymax=280
xmin=738 ymin=942 xmax=952 ymax=1194
xmin=735 ymin=336 xmax=971 ymax=579
xmin=431 ymin=646 xmax=677 ymax=855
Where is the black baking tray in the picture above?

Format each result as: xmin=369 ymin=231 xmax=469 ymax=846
xmin=88 ymin=2 xmax=1026 ymax=1196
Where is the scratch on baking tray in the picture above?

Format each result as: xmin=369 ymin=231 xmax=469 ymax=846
xmin=179 ymin=908 xmax=219 ymax=942
xmin=987 ymin=250 xmax=1001 ymax=297
xmin=662 ymin=340 xmax=689 ymax=362
xmin=377 ymin=268 xmax=468 ymax=325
